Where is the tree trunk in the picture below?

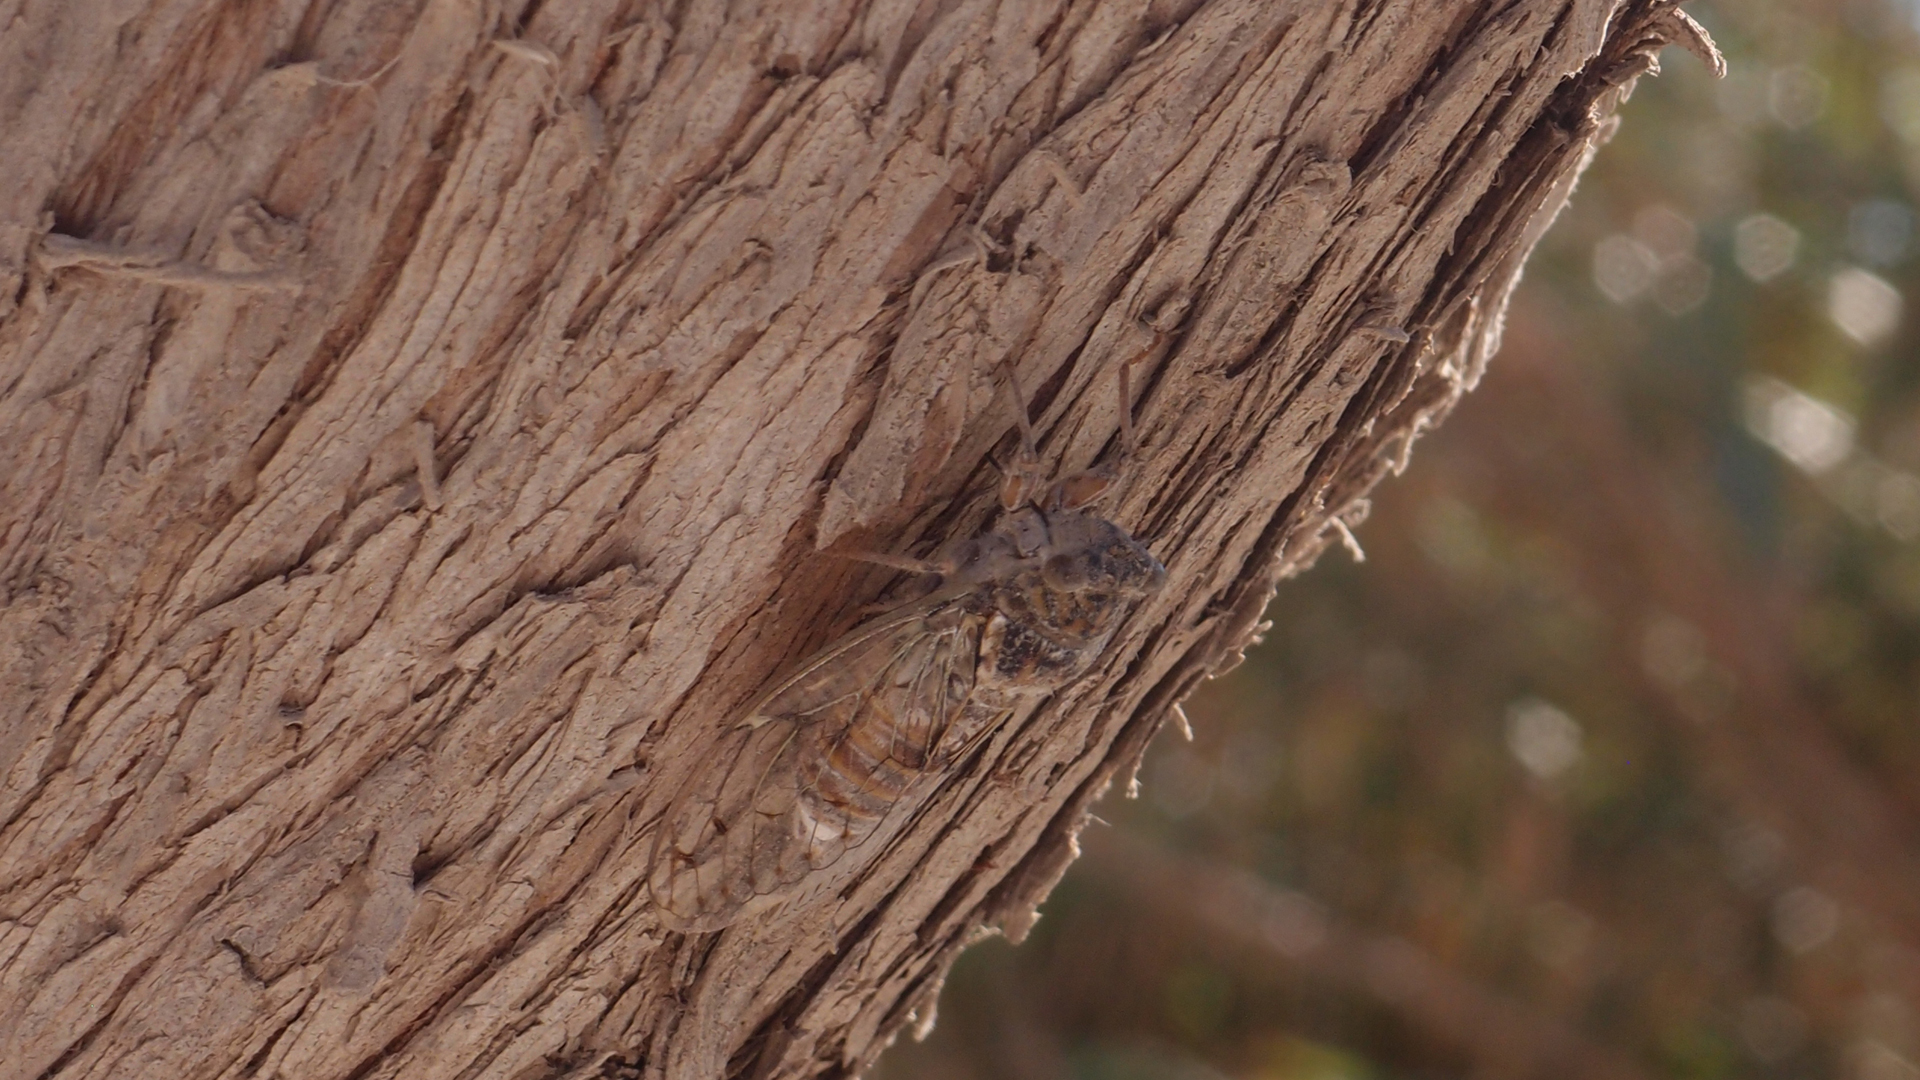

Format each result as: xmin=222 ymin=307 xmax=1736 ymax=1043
xmin=0 ymin=2 xmax=1713 ymax=1078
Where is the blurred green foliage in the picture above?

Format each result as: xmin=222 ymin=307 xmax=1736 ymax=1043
xmin=878 ymin=2 xmax=1920 ymax=1077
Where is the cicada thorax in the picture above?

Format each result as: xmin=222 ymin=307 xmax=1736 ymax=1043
xmin=972 ymin=507 xmax=1169 ymax=697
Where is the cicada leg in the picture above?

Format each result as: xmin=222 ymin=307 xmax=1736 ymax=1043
xmin=996 ymin=360 xmax=1052 ymax=512
xmin=1045 ymin=336 xmax=1153 ymax=511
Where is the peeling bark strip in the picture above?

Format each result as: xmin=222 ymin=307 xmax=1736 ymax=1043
xmin=0 ymin=3 xmax=1712 ymax=1079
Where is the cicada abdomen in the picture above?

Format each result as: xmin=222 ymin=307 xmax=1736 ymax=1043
xmin=648 ymin=598 xmax=995 ymax=931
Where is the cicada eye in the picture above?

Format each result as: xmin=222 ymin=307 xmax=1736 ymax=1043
xmin=1052 ymin=472 xmax=1112 ymax=510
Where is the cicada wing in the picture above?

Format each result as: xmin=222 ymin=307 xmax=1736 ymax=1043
xmin=648 ymin=597 xmax=981 ymax=931
xmin=646 ymin=719 xmax=798 ymax=930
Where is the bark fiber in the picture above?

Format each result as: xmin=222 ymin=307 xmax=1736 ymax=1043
xmin=0 ymin=1 xmax=1708 ymax=1077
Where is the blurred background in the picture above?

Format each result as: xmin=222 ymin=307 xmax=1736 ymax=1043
xmin=876 ymin=2 xmax=1920 ymax=1078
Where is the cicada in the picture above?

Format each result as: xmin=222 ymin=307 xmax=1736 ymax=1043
xmin=648 ymin=363 xmax=1166 ymax=932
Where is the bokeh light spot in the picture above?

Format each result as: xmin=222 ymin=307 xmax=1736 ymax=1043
xmin=1769 ymin=65 xmax=1830 ymax=129
xmin=1641 ymin=614 xmax=1708 ymax=691
xmin=1593 ymin=234 xmax=1660 ymax=303
xmin=1505 ymin=698 xmax=1583 ymax=781
xmin=1851 ymin=1039 xmax=1920 ymax=1080
xmin=1743 ymin=376 xmax=1856 ymax=475
xmin=1882 ymin=67 xmax=1920 ymax=145
xmin=1855 ymin=993 xmax=1917 ymax=1054
xmin=1832 ymin=458 xmax=1920 ymax=541
xmin=1829 ymin=268 xmax=1904 ymax=346
xmin=1733 ymin=213 xmax=1801 ymax=282
xmin=1259 ymin=889 xmax=1330 ymax=959
xmin=1875 ymin=472 xmax=1920 ymax=541
xmin=1654 ymin=255 xmax=1714 ymax=316
xmin=1634 ymin=204 xmax=1698 ymax=258
xmin=1772 ymin=886 xmax=1841 ymax=954
xmin=1723 ymin=822 xmax=1786 ymax=891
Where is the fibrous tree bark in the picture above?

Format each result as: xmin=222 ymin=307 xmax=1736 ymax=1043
xmin=0 ymin=2 xmax=1715 ymax=1078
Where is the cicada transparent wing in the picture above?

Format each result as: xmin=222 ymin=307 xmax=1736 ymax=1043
xmin=649 ymin=595 xmax=986 ymax=931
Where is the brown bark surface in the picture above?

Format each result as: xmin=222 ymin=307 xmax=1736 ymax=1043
xmin=0 ymin=2 xmax=1712 ymax=1078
